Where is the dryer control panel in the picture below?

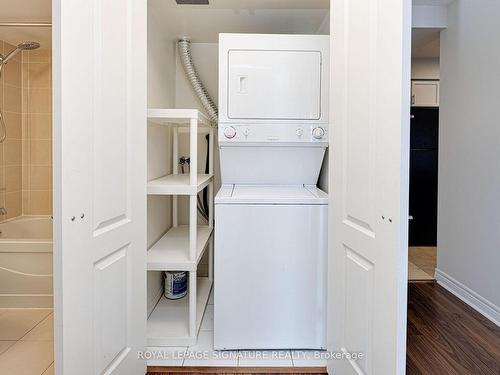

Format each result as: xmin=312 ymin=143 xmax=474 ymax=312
xmin=219 ymin=124 xmax=328 ymax=145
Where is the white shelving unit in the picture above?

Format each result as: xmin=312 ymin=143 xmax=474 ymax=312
xmin=147 ymin=108 xmax=214 ymax=347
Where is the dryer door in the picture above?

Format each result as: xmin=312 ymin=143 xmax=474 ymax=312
xmin=228 ymin=50 xmax=322 ymax=120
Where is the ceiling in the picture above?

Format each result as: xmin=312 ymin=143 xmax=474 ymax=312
xmin=0 ymin=0 xmax=51 ymax=49
xmin=169 ymin=0 xmax=330 ymax=9
xmin=149 ymin=0 xmax=330 ymax=43
xmin=412 ymin=28 xmax=440 ymax=58
xmin=0 ymin=0 xmax=443 ymax=55
xmin=412 ymin=0 xmax=454 ymax=5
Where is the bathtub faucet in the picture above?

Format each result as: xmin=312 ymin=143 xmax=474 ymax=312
xmin=0 ymin=207 xmax=6 ymax=215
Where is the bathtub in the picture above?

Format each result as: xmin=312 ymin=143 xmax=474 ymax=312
xmin=0 ymin=216 xmax=53 ymax=308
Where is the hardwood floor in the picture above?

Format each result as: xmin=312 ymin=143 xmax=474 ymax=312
xmin=149 ymin=282 xmax=499 ymax=375
xmin=407 ymin=282 xmax=500 ymax=374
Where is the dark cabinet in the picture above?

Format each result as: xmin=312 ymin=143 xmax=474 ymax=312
xmin=409 ymin=107 xmax=439 ymax=246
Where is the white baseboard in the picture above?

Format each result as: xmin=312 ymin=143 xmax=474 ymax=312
xmin=435 ymin=269 xmax=500 ymax=327
xmin=0 ymin=294 xmax=53 ymax=308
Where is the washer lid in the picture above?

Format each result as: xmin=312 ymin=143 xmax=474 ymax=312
xmin=215 ymin=184 xmax=328 ymax=205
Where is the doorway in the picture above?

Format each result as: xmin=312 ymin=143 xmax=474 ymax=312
xmin=0 ymin=8 xmax=54 ymax=375
xmin=408 ymin=28 xmax=440 ymax=282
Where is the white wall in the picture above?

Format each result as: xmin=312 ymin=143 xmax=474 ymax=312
xmin=146 ymin=18 xmax=177 ymax=315
xmin=437 ymin=0 xmax=500 ymax=324
xmin=411 ymin=57 xmax=440 ymax=80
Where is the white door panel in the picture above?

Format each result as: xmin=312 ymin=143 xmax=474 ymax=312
xmin=53 ymin=0 xmax=146 ymax=374
xmin=328 ymin=0 xmax=411 ymax=374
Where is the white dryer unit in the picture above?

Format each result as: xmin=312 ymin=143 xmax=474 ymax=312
xmin=215 ymin=33 xmax=329 ymax=350
xmin=219 ymin=33 xmax=329 ymax=125
xmin=218 ymin=34 xmax=330 ymax=185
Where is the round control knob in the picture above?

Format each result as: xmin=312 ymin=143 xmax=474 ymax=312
xmin=224 ymin=126 xmax=236 ymax=139
xmin=296 ymin=128 xmax=304 ymax=137
xmin=312 ymin=127 xmax=325 ymax=140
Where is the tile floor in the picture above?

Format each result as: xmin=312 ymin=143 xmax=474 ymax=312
xmin=408 ymin=246 xmax=437 ymax=281
xmin=0 ymin=290 xmax=326 ymax=372
xmin=148 ymin=288 xmax=327 ymax=368
xmin=0 ymin=308 xmax=54 ymax=375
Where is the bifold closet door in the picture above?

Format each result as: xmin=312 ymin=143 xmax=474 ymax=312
xmin=53 ymin=0 xmax=147 ymax=374
xmin=328 ymin=0 xmax=411 ymax=374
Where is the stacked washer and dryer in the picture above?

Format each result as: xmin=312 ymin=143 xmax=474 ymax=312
xmin=214 ymin=34 xmax=329 ymax=350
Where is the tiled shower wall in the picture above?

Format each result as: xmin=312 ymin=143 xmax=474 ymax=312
xmin=21 ymin=49 xmax=52 ymax=215
xmin=0 ymin=41 xmax=52 ymax=221
xmin=0 ymin=41 xmax=23 ymax=221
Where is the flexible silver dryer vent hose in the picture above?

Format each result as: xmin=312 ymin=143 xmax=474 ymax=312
xmin=178 ymin=39 xmax=218 ymax=124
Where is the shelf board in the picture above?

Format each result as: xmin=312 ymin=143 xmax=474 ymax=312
xmin=147 ymin=225 xmax=213 ymax=272
xmin=147 ymin=174 xmax=213 ymax=195
xmin=147 ymin=277 xmax=212 ymax=347
xmin=147 ymin=108 xmax=211 ymax=127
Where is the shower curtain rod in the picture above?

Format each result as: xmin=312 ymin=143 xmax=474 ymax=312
xmin=0 ymin=22 xmax=52 ymax=27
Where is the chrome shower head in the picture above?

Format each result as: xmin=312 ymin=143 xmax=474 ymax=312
xmin=1 ymin=41 xmax=40 ymax=65
xmin=17 ymin=41 xmax=41 ymax=50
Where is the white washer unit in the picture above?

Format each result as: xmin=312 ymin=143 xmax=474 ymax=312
xmin=214 ymin=34 xmax=329 ymax=350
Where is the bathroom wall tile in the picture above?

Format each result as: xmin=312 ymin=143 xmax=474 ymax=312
xmin=4 ymin=85 xmax=22 ymax=113
xmin=48 ymin=189 xmax=53 ymax=212
xmin=3 ymin=111 xmax=22 ymax=139
xmin=0 ymin=166 xmax=5 ymax=191
xmin=28 ymin=190 xmax=51 ymax=215
xmin=3 ymin=59 xmax=21 ymax=87
xmin=28 ymin=63 xmax=51 ymax=88
xmin=5 ymin=166 xmax=22 ymax=192
xmin=22 ymin=139 xmax=29 ymax=165
xmin=22 ymin=166 xmax=29 ymax=190
xmin=0 ymin=193 xmax=5 ymax=220
xmin=21 ymin=62 xmax=29 ymax=88
xmin=28 ymin=49 xmax=51 ymax=63
xmin=21 ymin=50 xmax=29 ymax=62
xmin=3 ymin=42 xmax=20 ymax=62
xmin=4 ymin=139 xmax=22 ymax=166
xmin=5 ymin=191 xmax=22 ymax=218
xmin=29 ymin=140 xmax=51 ymax=165
xmin=0 ymin=73 xmax=3 ymax=104
xmin=29 ymin=166 xmax=51 ymax=190
xmin=0 ymin=143 xmax=4 ymax=166
xmin=26 ymin=88 xmax=51 ymax=114
xmin=28 ymin=113 xmax=52 ymax=139
xmin=15 ymin=44 xmax=53 ymax=218
xmin=22 ymin=190 xmax=29 ymax=213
